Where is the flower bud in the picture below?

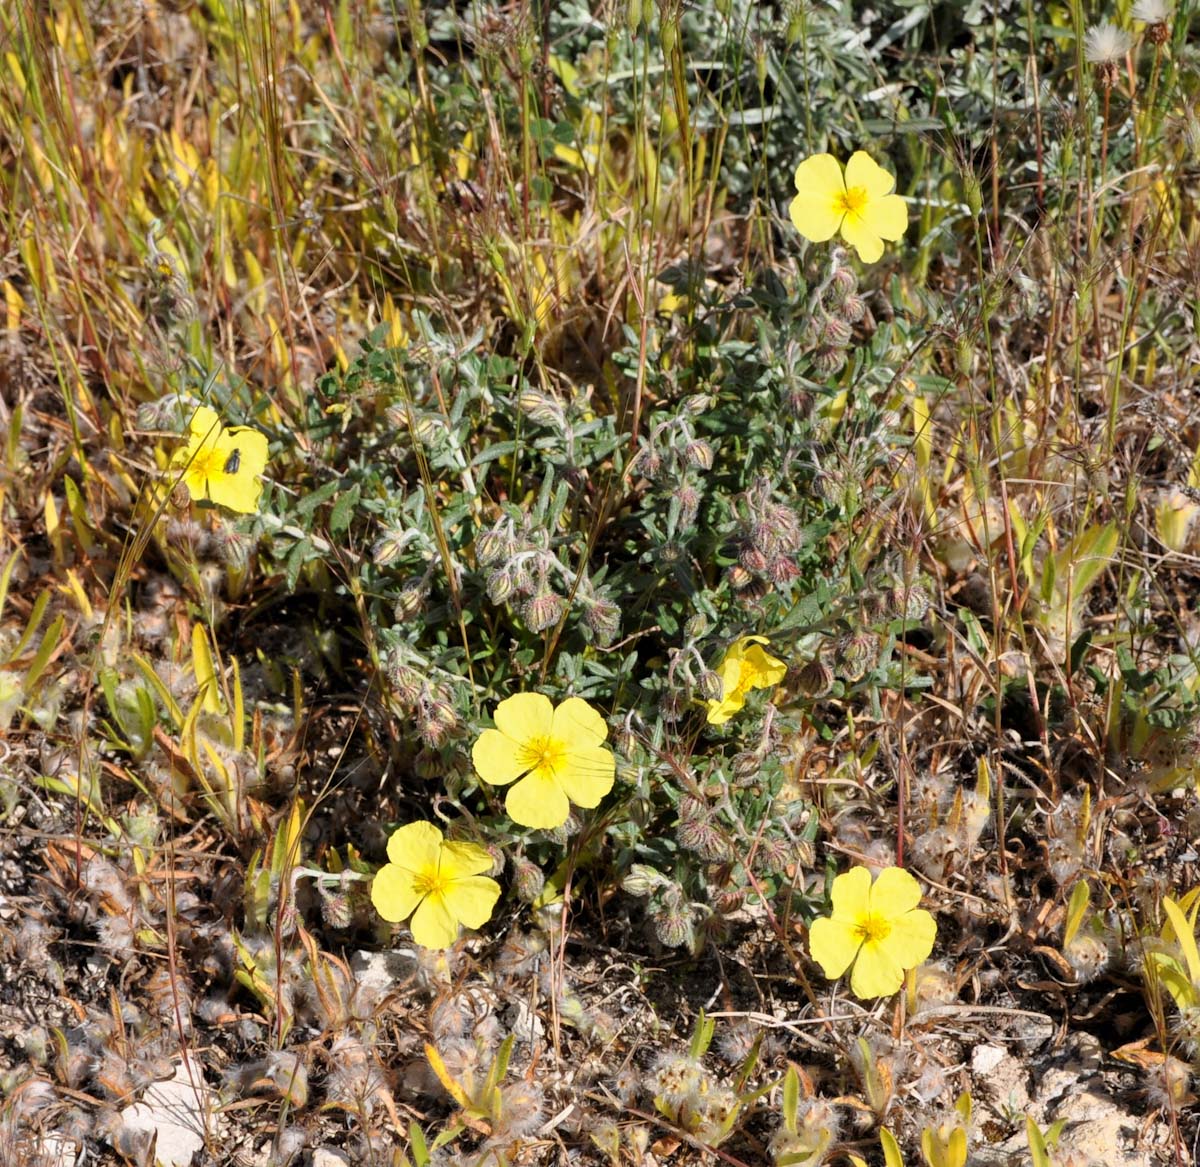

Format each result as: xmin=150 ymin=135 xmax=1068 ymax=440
xmin=684 ymin=440 xmax=714 ymax=470
xmin=418 ymin=698 xmax=459 ymax=748
xmin=622 ymin=864 xmax=667 ymax=897
xmin=825 ymin=266 xmax=857 ymax=307
xmin=963 ymin=172 xmax=983 ymax=217
xmin=738 ymin=544 xmax=768 ymax=574
xmin=523 ymin=588 xmax=564 ymax=633
xmin=474 ymin=526 xmax=510 ymax=567
xmin=838 ymin=632 xmax=879 ymax=682
xmin=319 ymin=887 xmax=354 ymax=929
xmin=512 ymin=857 xmax=546 ymax=903
xmin=891 ymin=582 xmax=930 ymax=621
xmin=697 ymin=669 xmax=724 ymax=703
xmin=820 ymin=316 xmax=853 ymax=347
xmin=839 ymin=294 xmax=866 ymax=324
xmin=394 ymin=579 xmax=426 ymax=620
xmin=388 ymin=663 xmax=424 ymax=708
xmin=584 ymin=597 xmax=621 ymax=645
xmin=639 ymin=449 xmax=663 ymax=479
xmin=796 ymin=657 xmax=833 ymax=697
xmin=518 ymin=388 xmax=564 ymax=428
xmin=766 ymin=555 xmax=801 ymax=585
xmin=653 ymin=901 xmax=692 ymax=950
xmin=675 ymin=484 xmax=700 ymax=527
xmin=727 ymin=564 xmax=753 ymax=590
xmin=682 ymin=394 xmax=713 ymax=416
xmin=486 ymin=567 xmax=516 ymax=605
xmin=811 ymin=346 xmax=847 ymax=377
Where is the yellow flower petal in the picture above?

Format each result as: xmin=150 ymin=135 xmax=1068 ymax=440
xmin=442 ymin=875 xmax=502 ymax=930
xmin=409 ymin=890 xmax=459 ymax=949
xmin=473 ymin=727 xmax=527 ymax=786
xmin=843 ymin=150 xmax=896 ymax=199
xmin=878 ymin=907 xmax=937 ymax=969
xmin=386 ymin=820 xmax=444 ymax=871
xmin=370 ymin=862 xmax=424 ymax=923
xmin=828 ymin=864 xmax=873 ymax=921
xmin=868 ymin=866 xmax=923 ymax=917
xmin=839 ymin=214 xmax=886 ymax=264
xmin=551 ymin=695 xmax=608 ymax=747
xmin=742 ymin=642 xmax=787 ymax=685
xmin=850 ymin=937 xmax=905 ymax=998
xmin=505 ymin=770 xmax=571 ymax=830
xmin=555 ymin=744 xmax=616 ymax=808
xmin=187 ymin=405 xmax=222 ymax=442
xmin=174 ymin=407 xmax=268 ymax=513
xmin=789 ymin=153 xmax=847 ymax=242
xmin=809 ymin=916 xmax=862 ymax=979
xmin=858 ymin=192 xmax=908 ymax=244
xmin=438 ymin=839 xmax=495 ymax=880
xmin=494 ymin=691 xmax=555 ymax=741
xmin=705 ymin=700 xmax=741 ymax=726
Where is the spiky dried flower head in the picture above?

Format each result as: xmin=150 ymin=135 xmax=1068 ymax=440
xmin=1084 ymin=22 xmax=1131 ymax=88
xmin=1084 ymin=21 xmax=1132 ymax=63
xmin=1063 ymin=932 xmax=1110 ymax=984
xmin=1132 ymin=0 xmax=1172 ymax=25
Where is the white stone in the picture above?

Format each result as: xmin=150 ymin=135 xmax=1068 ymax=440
xmin=970 ymin=1043 xmax=1007 ymax=1075
xmin=117 ymin=1055 xmax=210 ymax=1167
xmin=349 ymin=948 xmax=417 ymax=995
xmin=309 ymin=1148 xmax=353 ymax=1167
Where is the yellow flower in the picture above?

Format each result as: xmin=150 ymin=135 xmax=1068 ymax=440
xmin=370 ymin=821 xmax=501 ymax=949
xmin=705 ymin=636 xmax=787 ymax=725
xmin=472 ymin=693 xmax=615 ymax=830
xmin=808 ymin=866 xmax=937 ymax=999
xmin=789 ymin=152 xmax=908 ymax=264
xmin=171 ymin=405 xmax=269 ymax=514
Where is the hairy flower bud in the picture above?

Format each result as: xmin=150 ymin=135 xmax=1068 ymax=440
xmin=838 ymin=632 xmax=879 ymax=682
xmin=319 ymin=887 xmax=354 ymax=929
xmin=474 ymin=526 xmax=511 ymax=567
xmin=675 ymin=484 xmax=701 ymax=528
xmin=486 ymin=567 xmax=516 ymax=605
xmin=518 ymin=388 xmax=565 ymax=429
xmin=738 ymin=544 xmax=769 ymax=574
xmin=394 ymin=578 xmax=427 ymax=620
xmin=811 ymin=345 xmax=847 ymax=377
xmin=584 ymin=597 xmax=621 ymax=645
xmin=418 ymin=697 xmax=459 ymax=749
xmin=820 ymin=316 xmax=853 ymax=348
xmin=388 ymin=663 xmax=424 ymax=708
xmin=512 ymin=857 xmax=546 ymax=903
xmin=523 ymin=588 xmax=564 ymax=633
xmin=653 ymin=904 xmax=692 ymax=950
xmin=838 ymin=294 xmax=866 ymax=324
xmin=684 ymin=440 xmax=714 ymax=470
xmin=622 ymin=864 xmax=667 ymax=898
xmin=697 ymin=669 xmax=724 ymax=703
xmin=796 ymin=657 xmax=833 ymax=697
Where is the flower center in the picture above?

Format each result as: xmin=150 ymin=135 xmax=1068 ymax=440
xmin=855 ymin=913 xmax=891 ymax=945
xmin=412 ymin=865 xmax=449 ymax=898
xmin=190 ymin=446 xmax=227 ymax=479
xmin=834 ymin=185 xmax=869 ymax=219
xmin=519 ymin=734 xmax=567 ymax=776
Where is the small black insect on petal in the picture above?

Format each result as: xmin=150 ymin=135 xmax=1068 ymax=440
xmin=223 ymin=448 xmax=241 ymax=475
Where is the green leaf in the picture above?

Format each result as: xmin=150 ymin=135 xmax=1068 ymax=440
xmin=329 ymin=482 xmax=361 ymax=537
